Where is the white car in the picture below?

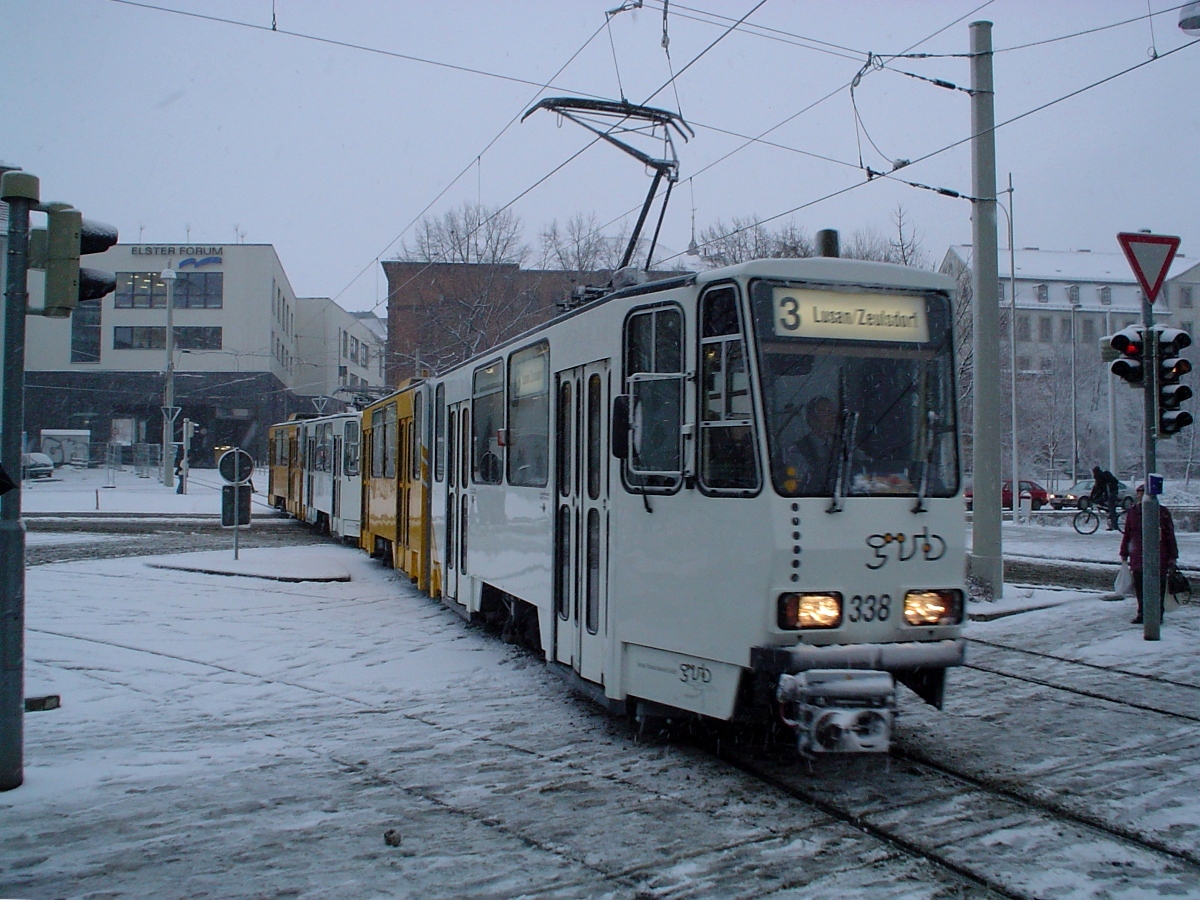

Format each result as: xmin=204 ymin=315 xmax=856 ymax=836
xmin=22 ymin=452 xmax=55 ymax=479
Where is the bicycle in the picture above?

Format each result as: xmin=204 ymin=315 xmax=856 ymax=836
xmin=1073 ymin=504 xmax=1125 ymax=535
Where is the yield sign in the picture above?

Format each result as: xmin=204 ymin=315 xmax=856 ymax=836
xmin=1117 ymin=231 xmax=1180 ymax=303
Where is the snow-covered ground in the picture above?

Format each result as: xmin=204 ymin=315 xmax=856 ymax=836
xmin=19 ymin=462 xmax=268 ymax=516
xmin=5 ymin=464 xmax=1200 ymax=896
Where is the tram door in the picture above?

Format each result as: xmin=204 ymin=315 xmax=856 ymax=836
xmin=331 ymin=434 xmax=343 ymax=521
xmin=554 ymin=361 xmax=610 ymax=684
xmin=444 ymin=401 xmax=470 ymax=607
xmin=305 ymin=433 xmax=317 ymax=521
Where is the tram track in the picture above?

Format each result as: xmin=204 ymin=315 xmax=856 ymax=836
xmin=964 ymin=637 xmax=1200 ymax=723
xmin=718 ymin=732 xmax=1200 ymax=898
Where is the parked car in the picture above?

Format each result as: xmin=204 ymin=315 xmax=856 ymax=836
xmin=21 ymin=452 xmax=55 ymax=479
xmin=1048 ymin=479 xmax=1136 ymax=511
xmin=965 ymin=479 xmax=1049 ymax=511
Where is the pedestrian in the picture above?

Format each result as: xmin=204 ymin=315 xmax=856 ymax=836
xmin=1090 ymin=465 xmax=1120 ymax=531
xmin=1118 ymin=483 xmax=1178 ymax=624
xmin=174 ymin=447 xmax=185 ymax=495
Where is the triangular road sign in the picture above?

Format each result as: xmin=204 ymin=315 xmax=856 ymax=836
xmin=1117 ymin=232 xmax=1180 ymax=303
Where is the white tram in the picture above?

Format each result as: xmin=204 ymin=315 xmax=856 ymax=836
xmin=425 ymin=257 xmax=965 ymax=754
xmin=299 ymin=411 xmax=363 ymax=541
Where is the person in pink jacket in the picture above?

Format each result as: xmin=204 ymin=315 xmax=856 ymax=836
xmin=1119 ymin=484 xmax=1179 ymax=624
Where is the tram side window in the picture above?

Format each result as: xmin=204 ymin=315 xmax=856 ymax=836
xmin=473 ymin=360 xmax=505 ymax=484
xmin=316 ymin=423 xmax=332 ymax=473
xmin=344 ymin=421 xmax=360 ymax=477
xmin=699 ymin=285 xmax=760 ymax=493
xmin=371 ymin=409 xmax=386 ymax=479
xmin=623 ymin=305 xmax=684 ymax=492
xmin=371 ymin=405 xmax=397 ymax=479
xmin=412 ymin=392 xmax=423 ymax=481
xmin=507 ymin=342 xmax=549 ymax=487
xmin=434 ymin=384 xmax=446 ymax=483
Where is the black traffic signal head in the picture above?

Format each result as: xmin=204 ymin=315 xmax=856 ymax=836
xmin=1158 ymin=325 xmax=1194 ymax=436
xmin=1109 ymin=325 xmax=1145 ymax=384
xmin=29 ymin=205 xmax=118 ymax=318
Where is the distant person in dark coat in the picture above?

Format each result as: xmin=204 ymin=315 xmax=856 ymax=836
xmin=1119 ymin=484 xmax=1178 ymax=624
xmin=1090 ymin=465 xmax=1120 ymax=531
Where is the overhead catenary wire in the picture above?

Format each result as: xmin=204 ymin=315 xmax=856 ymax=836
xmin=661 ymin=33 xmax=1200 ymax=266
xmin=103 ymin=0 xmax=1197 ymax=334
xmin=375 ymin=1 xmax=764 ymax=320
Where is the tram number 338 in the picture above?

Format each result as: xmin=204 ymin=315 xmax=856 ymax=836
xmin=847 ymin=594 xmax=892 ymax=623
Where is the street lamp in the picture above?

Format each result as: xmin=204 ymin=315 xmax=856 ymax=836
xmin=1181 ymin=2 xmax=1200 ymax=35
xmin=160 ymin=268 xmax=177 ymax=488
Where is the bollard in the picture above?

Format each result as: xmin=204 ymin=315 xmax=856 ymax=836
xmin=95 ymin=489 xmax=100 ymax=510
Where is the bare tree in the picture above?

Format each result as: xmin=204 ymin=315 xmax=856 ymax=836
xmin=404 ymin=202 xmax=528 ymax=267
xmin=389 ymin=203 xmax=551 ymax=376
xmin=696 ymin=217 xmax=781 ymax=267
xmin=538 ymin=213 xmax=628 ymax=278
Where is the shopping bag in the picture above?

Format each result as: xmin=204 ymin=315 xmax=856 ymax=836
xmin=1114 ymin=562 xmax=1134 ymax=597
xmin=1168 ymin=566 xmax=1191 ymax=599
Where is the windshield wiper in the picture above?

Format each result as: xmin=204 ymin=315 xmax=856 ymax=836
xmin=826 ymin=409 xmax=858 ymax=514
xmin=912 ymin=410 xmax=938 ymax=514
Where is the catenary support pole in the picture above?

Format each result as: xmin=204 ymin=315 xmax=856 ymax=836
xmin=1 ymin=170 xmax=38 ymax=791
xmin=161 ymin=269 xmax=177 ymax=487
xmin=970 ymin=20 xmax=1003 ymax=599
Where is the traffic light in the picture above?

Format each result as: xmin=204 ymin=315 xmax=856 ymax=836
xmin=28 ymin=204 xmax=118 ymax=318
xmin=1157 ymin=326 xmax=1194 ymax=436
xmin=1109 ymin=325 xmax=1146 ymax=384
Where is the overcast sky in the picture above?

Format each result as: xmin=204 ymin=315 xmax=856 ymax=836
xmin=3 ymin=1 xmax=1198 ymax=313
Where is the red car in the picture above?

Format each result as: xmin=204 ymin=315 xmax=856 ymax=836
xmin=964 ymin=479 xmax=1049 ymax=511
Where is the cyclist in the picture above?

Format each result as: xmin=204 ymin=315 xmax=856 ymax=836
xmin=1090 ymin=465 xmax=1120 ymax=531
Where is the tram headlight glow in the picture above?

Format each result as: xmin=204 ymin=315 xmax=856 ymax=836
xmin=903 ymin=589 xmax=963 ymax=626
xmin=778 ymin=592 xmax=842 ymax=630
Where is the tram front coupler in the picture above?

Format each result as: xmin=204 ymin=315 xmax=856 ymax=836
xmin=776 ymin=669 xmax=897 ymax=755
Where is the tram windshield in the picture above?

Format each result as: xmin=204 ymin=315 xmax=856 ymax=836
xmin=749 ymin=280 xmax=959 ymax=500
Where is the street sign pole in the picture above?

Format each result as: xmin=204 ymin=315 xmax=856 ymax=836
xmin=1118 ymin=232 xmax=1181 ymax=642
xmin=1142 ymin=300 xmax=1161 ymax=640
xmin=0 ymin=171 xmax=38 ymax=791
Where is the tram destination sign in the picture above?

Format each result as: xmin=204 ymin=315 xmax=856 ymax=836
xmin=772 ymin=288 xmax=930 ymax=343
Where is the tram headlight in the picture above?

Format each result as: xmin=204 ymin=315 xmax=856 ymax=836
xmin=778 ymin=592 xmax=842 ymax=630
xmin=903 ymin=589 xmax=963 ymax=626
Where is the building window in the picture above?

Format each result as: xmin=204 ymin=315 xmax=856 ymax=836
xmin=1099 ymin=286 xmax=1112 ymax=305
xmin=114 ymin=271 xmax=222 ymax=309
xmin=114 ymin=272 xmax=167 ymax=308
xmin=1038 ymin=316 xmax=1053 ymax=342
xmin=70 ymin=299 xmax=102 ymax=363
xmin=1040 ymin=357 xmax=1053 ymax=372
xmin=173 ymin=272 xmax=223 ymax=308
xmin=1067 ymin=284 xmax=1080 ymax=306
xmin=113 ymin=326 xmax=221 ymax=350
xmin=176 ymin=327 xmax=222 ymax=350
xmin=1036 ymin=283 xmax=1049 ymax=303
xmin=113 ymin=326 xmax=165 ymax=350
xmin=1060 ymin=317 xmax=1072 ymax=342
xmin=998 ymin=281 xmax=1005 ymax=301
xmin=1017 ymin=355 xmax=1031 ymax=371
xmin=1082 ymin=318 xmax=1096 ymax=345
xmin=1016 ymin=316 xmax=1031 ymax=342
xmin=342 ymin=331 xmax=349 ymax=359
xmin=1181 ymin=286 xmax=1194 ymax=309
